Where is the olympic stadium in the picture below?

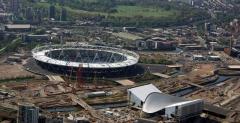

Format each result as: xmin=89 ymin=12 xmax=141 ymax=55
xmin=31 ymin=44 xmax=142 ymax=78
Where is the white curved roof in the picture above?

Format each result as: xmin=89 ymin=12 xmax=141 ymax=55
xmin=142 ymin=92 xmax=202 ymax=114
xmin=32 ymin=44 xmax=139 ymax=69
xmin=128 ymin=84 xmax=162 ymax=102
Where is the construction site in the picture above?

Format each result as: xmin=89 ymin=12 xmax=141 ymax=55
xmin=0 ymin=18 xmax=240 ymax=123
xmin=0 ymin=43 xmax=239 ymax=123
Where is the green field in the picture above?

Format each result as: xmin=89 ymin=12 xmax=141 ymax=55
xmin=33 ymin=1 xmax=207 ymax=27
xmin=35 ymin=2 xmax=178 ymax=18
xmin=111 ymin=5 xmax=178 ymax=18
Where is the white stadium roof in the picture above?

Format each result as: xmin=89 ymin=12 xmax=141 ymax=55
xmin=32 ymin=44 xmax=139 ymax=69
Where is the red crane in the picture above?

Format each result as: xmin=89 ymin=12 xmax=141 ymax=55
xmin=77 ymin=64 xmax=84 ymax=88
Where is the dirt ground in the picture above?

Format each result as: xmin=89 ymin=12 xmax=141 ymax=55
xmin=188 ymin=64 xmax=214 ymax=77
xmin=0 ymin=64 xmax=34 ymax=80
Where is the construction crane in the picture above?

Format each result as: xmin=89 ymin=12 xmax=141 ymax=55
xmin=77 ymin=64 xmax=84 ymax=89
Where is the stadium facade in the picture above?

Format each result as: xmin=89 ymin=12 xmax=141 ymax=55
xmin=32 ymin=44 xmax=140 ymax=78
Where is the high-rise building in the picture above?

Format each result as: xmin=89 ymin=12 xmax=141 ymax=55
xmin=60 ymin=8 xmax=67 ymax=21
xmin=49 ymin=5 xmax=56 ymax=19
xmin=59 ymin=0 xmax=65 ymax=6
xmin=17 ymin=103 xmax=39 ymax=123
xmin=10 ymin=0 xmax=20 ymax=14
xmin=36 ymin=9 xmax=42 ymax=23
xmin=26 ymin=7 xmax=34 ymax=21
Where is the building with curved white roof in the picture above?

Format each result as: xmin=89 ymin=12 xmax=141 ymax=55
xmin=127 ymin=84 xmax=203 ymax=120
xmin=143 ymin=92 xmax=203 ymax=120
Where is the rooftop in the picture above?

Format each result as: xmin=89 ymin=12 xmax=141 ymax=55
xmin=143 ymin=92 xmax=203 ymax=113
xmin=5 ymin=24 xmax=31 ymax=29
xmin=128 ymin=84 xmax=162 ymax=102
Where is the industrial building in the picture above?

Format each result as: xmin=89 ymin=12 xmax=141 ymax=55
xmin=184 ymin=45 xmax=206 ymax=51
xmin=7 ymin=56 xmax=21 ymax=63
xmin=4 ymin=24 xmax=31 ymax=32
xmin=192 ymin=55 xmax=205 ymax=61
xmin=208 ymin=55 xmax=221 ymax=61
xmin=136 ymin=39 xmax=176 ymax=51
xmin=24 ymin=34 xmax=50 ymax=42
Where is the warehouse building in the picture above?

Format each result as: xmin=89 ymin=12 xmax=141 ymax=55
xmin=208 ymin=55 xmax=221 ymax=61
xmin=4 ymin=24 xmax=31 ymax=32
xmin=24 ymin=34 xmax=50 ymax=42
xmin=192 ymin=55 xmax=205 ymax=61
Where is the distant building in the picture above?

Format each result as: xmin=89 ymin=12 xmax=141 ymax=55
xmin=205 ymin=22 xmax=217 ymax=33
xmin=59 ymin=0 xmax=64 ymax=5
xmin=60 ymin=7 xmax=67 ymax=21
xmin=26 ymin=7 xmax=34 ymax=21
xmin=0 ymin=31 xmax=6 ymax=40
xmin=4 ymin=24 xmax=31 ymax=32
xmin=17 ymin=103 xmax=39 ymax=123
xmin=123 ymin=27 xmax=138 ymax=32
xmin=49 ymin=5 xmax=56 ymax=19
xmin=192 ymin=55 xmax=205 ymax=61
xmin=184 ymin=45 xmax=206 ymax=51
xmin=135 ymin=40 xmax=147 ymax=50
xmin=7 ymin=56 xmax=21 ymax=63
xmin=0 ymin=13 xmax=12 ymax=22
xmin=10 ymin=0 xmax=20 ymax=14
xmin=24 ymin=34 xmax=50 ymax=42
xmin=208 ymin=55 xmax=221 ymax=61
xmin=136 ymin=39 xmax=176 ymax=51
xmin=36 ymin=9 xmax=42 ymax=23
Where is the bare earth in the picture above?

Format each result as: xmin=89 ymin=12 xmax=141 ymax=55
xmin=0 ymin=64 xmax=34 ymax=80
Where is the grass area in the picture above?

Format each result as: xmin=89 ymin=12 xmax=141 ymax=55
xmin=35 ymin=2 xmax=178 ymax=18
xmin=33 ymin=1 xmax=205 ymax=27
xmin=70 ymin=5 xmax=178 ymax=18
xmin=112 ymin=32 xmax=142 ymax=40
xmin=112 ymin=5 xmax=178 ymax=18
